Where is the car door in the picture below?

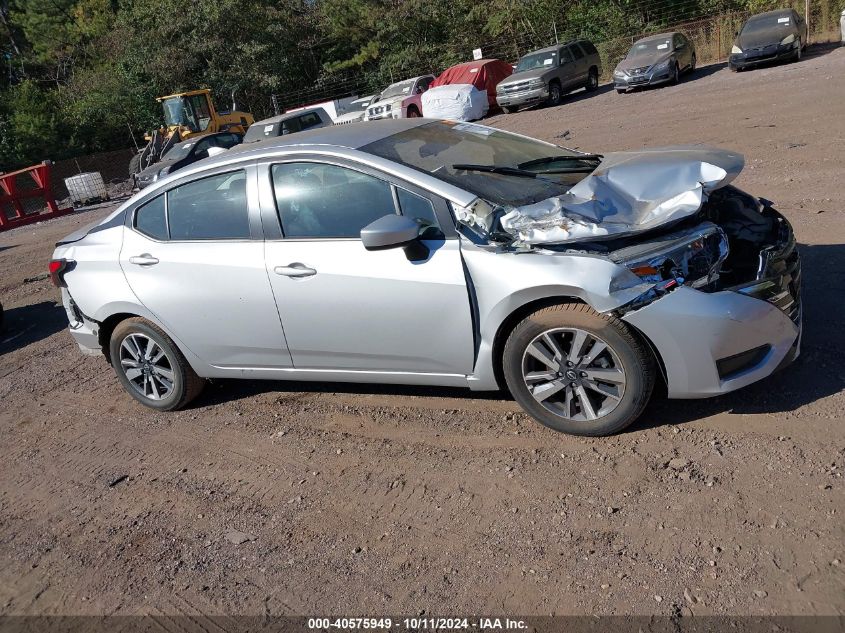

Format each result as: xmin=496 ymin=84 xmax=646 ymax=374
xmin=674 ymin=34 xmax=690 ymax=69
xmin=567 ymin=43 xmax=587 ymax=86
xmin=259 ymin=158 xmax=475 ymax=375
xmin=120 ymin=165 xmax=293 ymax=369
xmin=558 ymin=46 xmax=577 ymax=89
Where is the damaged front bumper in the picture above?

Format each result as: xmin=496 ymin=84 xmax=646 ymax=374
xmin=622 ymin=212 xmax=801 ymax=398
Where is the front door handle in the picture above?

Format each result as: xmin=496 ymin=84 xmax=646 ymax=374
xmin=129 ymin=254 xmax=159 ymax=266
xmin=274 ymin=263 xmax=316 ymax=278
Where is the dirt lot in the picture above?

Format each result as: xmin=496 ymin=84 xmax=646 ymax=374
xmin=1 ymin=47 xmax=844 ymax=620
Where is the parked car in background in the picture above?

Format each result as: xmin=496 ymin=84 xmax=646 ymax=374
xmin=497 ymin=40 xmax=601 ymax=112
xmin=135 ymin=132 xmax=242 ymax=190
xmin=242 ymin=108 xmax=332 ymax=143
xmin=365 ymin=76 xmax=435 ymax=120
xmin=334 ymin=96 xmax=375 ymax=125
xmin=613 ymin=32 xmax=696 ymax=93
xmin=52 ymin=119 xmax=801 ymax=437
xmin=285 ymin=97 xmax=359 ymax=121
xmin=422 ymin=59 xmax=513 ymax=120
xmin=730 ymin=9 xmax=808 ymax=71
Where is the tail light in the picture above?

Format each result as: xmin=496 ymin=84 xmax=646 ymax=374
xmin=48 ymin=258 xmax=72 ymax=287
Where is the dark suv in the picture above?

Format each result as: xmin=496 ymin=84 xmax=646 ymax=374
xmin=495 ymin=40 xmax=602 ymax=112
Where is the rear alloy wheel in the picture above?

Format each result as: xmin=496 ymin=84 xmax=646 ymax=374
xmin=547 ymin=82 xmax=562 ymax=107
xmin=503 ymin=303 xmax=655 ymax=436
xmin=585 ymin=68 xmax=599 ymax=92
xmin=109 ymin=317 xmax=204 ymax=411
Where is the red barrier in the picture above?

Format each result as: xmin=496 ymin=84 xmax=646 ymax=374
xmin=0 ymin=161 xmax=72 ymax=232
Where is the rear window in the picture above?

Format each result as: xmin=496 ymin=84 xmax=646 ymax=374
xmin=580 ymin=41 xmax=598 ymax=55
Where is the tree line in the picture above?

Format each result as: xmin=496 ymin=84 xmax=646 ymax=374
xmin=0 ymin=0 xmax=780 ymax=170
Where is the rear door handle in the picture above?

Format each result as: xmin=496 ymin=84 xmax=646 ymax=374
xmin=129 ymin=254 xmax=159 ymax=266
xmin=274 ymin=263 xmax=316 ymax=278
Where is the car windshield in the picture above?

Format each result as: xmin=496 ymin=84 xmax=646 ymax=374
xmin=361 ymin=121 xmax=595 ymax=207
xmin=379 ymin=80 xmax=415 ymax=100
xmin=515 ymin=51 xmax=557 ymax=72
xmin=741 ymin=14 xmax=793 ymax=35
xmin=628 ymin=38 xmax=673 ymax=57
xmin=161 ymin=141 xmax=195 ymax=161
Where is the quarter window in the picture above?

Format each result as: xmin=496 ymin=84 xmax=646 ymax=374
xmin=272 ymin=163 xmax=396 ymax=238
xmin=135 ymin=195 xmax=167 ymax=240
xmin=166 ymin=170 xmax=249 ymax=240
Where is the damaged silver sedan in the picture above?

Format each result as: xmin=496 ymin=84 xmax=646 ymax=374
xmin=51 ymin=119 xmax=801 ymax=436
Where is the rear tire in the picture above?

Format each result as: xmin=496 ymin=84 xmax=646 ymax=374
xmin=128 ymin=153 xmax=141 ymax=177
xmin=585 ymin=67 xmax=599 ymax=92
xmin=109 ymin=317 xmax=204 ymax=411
xmin=502 ymin=303 xmax=655 ymax=436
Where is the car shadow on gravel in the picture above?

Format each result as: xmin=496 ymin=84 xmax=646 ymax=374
xmin=631 ymin=241 xmax=843 ymax=432
xmin=0 ymin=301 xmax=67 ymax=356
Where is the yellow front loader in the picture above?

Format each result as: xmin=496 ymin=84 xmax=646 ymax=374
xmin=130 ymin=88 xmax=255 ymax=177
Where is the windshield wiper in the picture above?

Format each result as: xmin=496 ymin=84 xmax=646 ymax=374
xmin=517 ymin=154 xmax=603 ymax=169
xmin=452 ymin=164 xmax=540 ymax=178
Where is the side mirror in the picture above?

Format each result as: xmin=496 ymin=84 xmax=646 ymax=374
xmin=361 ymin=214 xmax=428 ymax=261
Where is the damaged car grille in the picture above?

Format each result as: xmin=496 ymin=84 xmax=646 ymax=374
xmin=736 ymin=217 xmax=802 ymax=324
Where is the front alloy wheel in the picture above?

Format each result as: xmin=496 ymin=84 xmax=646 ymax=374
xmin=503 ymin=303 xmax=655 ymax=436
xmin=522 ymin=328 xmax=626 ymax=421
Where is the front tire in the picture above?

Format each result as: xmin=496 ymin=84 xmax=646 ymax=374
xmin=671 ymin=61 xmax=680 ymax=84
xmin=406 ymin=106 xmax=421 ymax=118
xmin=794 ymin=40 xmax=802 ymax=62
xmin=502 ymin=303 xmax=655 ymax=436
xmin=547 ymin=81 xmax=562 ymax=107
xmin=109 ymin=317 xmax=204 ymax=411
xmin=502 ymin=105 xmax=518 ymax=114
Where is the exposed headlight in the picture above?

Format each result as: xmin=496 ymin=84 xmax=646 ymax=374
xmin=651 ymin=59 xmax=671 ymax=72
xmin=615 ymin=223 xmax=729 ymax=308
xmin=731 ymin=44 xmax=743 ymax=54
xmin=613 ymin=69 xmax=625 ymax=77
xmin=780 ymin=33 xmax=796 ymax=45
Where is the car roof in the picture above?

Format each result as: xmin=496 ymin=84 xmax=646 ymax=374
xmin=747 ymin=8 xmax=794 ymax=20
xmin=525 ymin=40 xmax=589 ymax=55
xmin=635 ymin=31 xmax=680 ymax=43
xmin=252 ymin=107 xmax=327 ymax=126
xmin=223 ymin=118 xmax=431 ymax=159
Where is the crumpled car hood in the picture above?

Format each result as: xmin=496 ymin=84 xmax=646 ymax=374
xmin=500 ymin=146 xmax=744 ymax=245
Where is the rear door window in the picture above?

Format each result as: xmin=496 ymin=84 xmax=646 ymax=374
xmin=569 ymin=44 xmax=585 ymax=60
xmin=559 ymin=47 xmax=575 ymax=63
xmin=166 ymin=170 xmax=250 ymax=240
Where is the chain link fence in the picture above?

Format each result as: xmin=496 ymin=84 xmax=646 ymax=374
xmin=272 ymin=0 xmax=842 ymax=112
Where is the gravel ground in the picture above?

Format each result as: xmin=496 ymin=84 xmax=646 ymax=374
xmin=0 ymin=46 xmax=843 ymax=619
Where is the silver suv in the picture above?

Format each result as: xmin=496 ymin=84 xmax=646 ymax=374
xmin=51 ymin=120 xmax=801 ymax=437
xmin=496 ymin=40 xmax=602 ymax=112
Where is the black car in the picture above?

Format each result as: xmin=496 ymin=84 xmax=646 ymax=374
xmin=730 ymin=9 xmax=807 ymax=71
xmin=135 ymin=132 xmax=243 ymax=189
